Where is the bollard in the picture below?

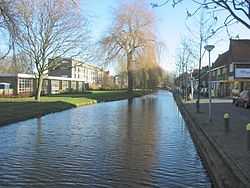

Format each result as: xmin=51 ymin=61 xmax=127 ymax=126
xmin=224 ymin=113 xmax=230 ymax=133
xmin=247 ymin=123 xmax=250 ymax=151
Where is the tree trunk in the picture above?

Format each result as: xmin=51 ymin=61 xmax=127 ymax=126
xmin=127 ymin=51 xmax=133 ymax=93
xmin=196 ymin=41 xmax=202 ymax=113
xmin=35 ymin=74 xmax=43 ymax=101
xmin=185 ymin=62 xmax=188 ymax=101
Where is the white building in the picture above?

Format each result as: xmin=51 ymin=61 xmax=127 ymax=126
xmin=48 ymin=58 xmax=105 ymax=88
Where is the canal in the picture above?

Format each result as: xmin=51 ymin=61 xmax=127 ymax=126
xmin=0 ymin=91 xmax=211 ymax=187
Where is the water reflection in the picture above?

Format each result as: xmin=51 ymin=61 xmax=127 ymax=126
xmin=0 ymin=90 xmax=211 ymax=187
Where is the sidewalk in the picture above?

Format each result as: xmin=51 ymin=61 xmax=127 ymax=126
xmin=184 ymin=98 xmax=250 ymax=186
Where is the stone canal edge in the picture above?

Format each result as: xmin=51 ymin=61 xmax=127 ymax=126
xmin=173 ymin=94 xmax=250 ymax=188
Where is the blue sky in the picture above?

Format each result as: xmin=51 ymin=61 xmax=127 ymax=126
xmin=82 ymin=0 xmax=250 ymax=74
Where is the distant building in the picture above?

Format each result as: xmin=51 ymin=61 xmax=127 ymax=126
xmin=0 ymin=58 xmax=108 ymax=96
xmin=210 ymin=39 xmax=250 ymax=97
xmin=48 ymin=58 xmax=105 ymax=89
xmin=0 ymin=73 xmax=86 ymax=96
xmin=175 ymin=39 xmax=250 ymax=98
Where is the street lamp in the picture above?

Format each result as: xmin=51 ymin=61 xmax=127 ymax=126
xmin=204 ymin=44 xmax=215 ymax=122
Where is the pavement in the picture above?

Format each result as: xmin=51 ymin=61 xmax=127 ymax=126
xmin=184 ymin=98 xmax=250 ymax=185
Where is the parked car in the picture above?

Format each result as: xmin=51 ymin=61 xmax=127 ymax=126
xmin=235 ymin=90 xmax=250 ymax=108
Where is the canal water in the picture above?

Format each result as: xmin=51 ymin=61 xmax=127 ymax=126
xmin=0 ymin=91 xmax=211 ymax=187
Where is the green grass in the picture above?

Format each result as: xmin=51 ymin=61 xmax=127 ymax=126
xmin=50 ymin=90 xmax=153 ymax=103
xmin=0 ymin=89 xmax=153 ymax=126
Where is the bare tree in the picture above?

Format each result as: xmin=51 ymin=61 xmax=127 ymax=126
xmin=151 ymin=0 xmax=250 ymax=30
xmin=100 ymin=0 xmax=156 ymax=92
xmin=153 ymin=1 xmax=223 ymax=111
xmin=114 ymin=56 xmax=128 ymax=88
xmin=136 ymin=43 xmax=158 ymax=90
xmin=175 ymin=37 xmax=196 ymax=100
xmin=113 ymin=41 xmax=165 ymax=90
xmin=15 ymin=0 xmax=90 ymax=101
xmin=0 ymin=52 xmax=32 ymax=73
xmin=185 ymin=12 xmax=219 ymax=112
xmin=0 ymin=0 xmax=18 ymax=60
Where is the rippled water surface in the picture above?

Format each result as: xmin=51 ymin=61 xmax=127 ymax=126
xmin=0 ymin=91 xmax=211 ymax=187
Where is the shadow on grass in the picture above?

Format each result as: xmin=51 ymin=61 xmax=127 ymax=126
xmin=0 ymin=101 xmax=76 ymax=127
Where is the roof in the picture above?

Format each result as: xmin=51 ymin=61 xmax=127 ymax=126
xmin=70 ymin=58 xmax=103 ymax=71
xmin=49 ymin=57 xmax=104 ymax=71
xmin=229 ymin=39 xmax=250 ymax=62
xmin=213 ymin=51 xmax=229 ymax=67
xmin=192 ymin=66 xmax=209 ymax=79
xmin=192 ymin=69 xmax=199 ymax=77
xmin=212 ymin=39 xmax=250 ymax=68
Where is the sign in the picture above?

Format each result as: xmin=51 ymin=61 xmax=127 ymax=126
xmin=235 ymin=68 xmax=250 ymax=78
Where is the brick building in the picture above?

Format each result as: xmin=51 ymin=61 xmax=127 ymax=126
xmin=210 ymin=39 xmax=250 ymax=97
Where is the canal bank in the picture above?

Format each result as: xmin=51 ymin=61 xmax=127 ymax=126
xmin=0 ymin=90 xmax=153 ymax=127
xmin=174 ymin=94 xmax=250 ymax=188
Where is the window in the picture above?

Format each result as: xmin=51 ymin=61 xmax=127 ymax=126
xmin=62 ymin=81 xmax=69 ymax=91
xmin=18 ymin=78 xmax=33 ymax=94
xmin=42 ymin=80 xmax=49 ymax=95
xmin=78 ymin=81 xmax=83 ymax=91
xmin=71 ymin=81 xmax=77 ymax=90
xmin=51 ymin=80 xmax=60 ymax=94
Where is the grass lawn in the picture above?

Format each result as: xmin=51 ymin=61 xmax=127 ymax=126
xmin=0 ymin=89 xmax=153 ymax=126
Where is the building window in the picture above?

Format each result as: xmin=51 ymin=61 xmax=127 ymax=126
xmin=51 ymin=80 xmax=60 ymax=94
xmin=42 ymin=80 xmax=49 ymax=95
xmin=62 ymin=81 xmax=69 ymax=92
xmin=78 ymin=81 xmax=83 ymax=92
xmin=71 ymin=81 xmax=77 ymax=90
xmin=18 ymin=78 xmax=33 ymax=94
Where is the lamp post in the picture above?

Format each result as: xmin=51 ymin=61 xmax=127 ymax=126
xmin=204 ymin=44 xmax=215 ymax=122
